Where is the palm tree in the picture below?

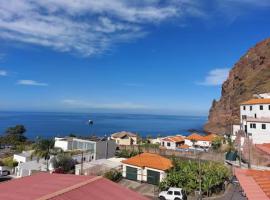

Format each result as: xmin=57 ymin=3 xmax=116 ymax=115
xmin=32 ymin=138 xmax=62 ymax=171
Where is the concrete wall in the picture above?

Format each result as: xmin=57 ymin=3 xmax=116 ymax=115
xmin=122 ymin=164 xmax=166 ymax=182
xmin=96 ymin=140 xmax=116 ymax=160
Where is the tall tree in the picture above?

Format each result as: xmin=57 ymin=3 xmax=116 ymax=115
xmin=4 ymin=125 xmax=27 ymax=145
xmin=32 ymin=138 xmax=61 ymax=171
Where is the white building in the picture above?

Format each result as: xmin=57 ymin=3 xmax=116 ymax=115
xmin=184 ymin=133 xmax=216 ymax=148
xmin=160 ymin=136 xmax=185 ymax=150
xmin=122 ymin=153 xmax=172 ymax=185
xmin=54 ymin=137 xmax=116 ymax=161
xmin=13 ymin=151 xmax=35 ymax=164
xmin=236 ymin=94 xmax=270 ymax=144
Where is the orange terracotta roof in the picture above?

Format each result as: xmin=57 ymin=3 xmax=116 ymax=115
xmin=241 ymin=98 xmax=270 ymax=105
xmin=186 ymin=133 xmax=217 ymax=142
xmin=162 ymin=136 xmax=185 ymax=143
xmin=178 ymin=144 xmax=190 ymax=149
xmin=122 ymin=153 xmax=173 ymax=171
xmin=256 ymin=143 xmax=270 ymax=155
xmin=235 ymin=168 xmax=270 ymax=200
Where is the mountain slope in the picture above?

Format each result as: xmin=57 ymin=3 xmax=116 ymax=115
xmin=204 ymin=38 xmax=270 ymax=134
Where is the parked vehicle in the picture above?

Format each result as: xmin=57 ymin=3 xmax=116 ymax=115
xmin=159 ymin=187 xmax=187 ymax=200
xmin=0 ymin=170 xmax=10 ymax=176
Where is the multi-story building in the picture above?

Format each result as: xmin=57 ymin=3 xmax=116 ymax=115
xmin=54 ymin=137 xmax=116 ymax=161
xmin=234 ymin=93 xmax=270 ymax=144
xmin=111 ymin=131 xmax=138 ymax=145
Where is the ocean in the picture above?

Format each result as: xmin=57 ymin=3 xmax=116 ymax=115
xmin=0 ymin=112 xmax=207 ymax=140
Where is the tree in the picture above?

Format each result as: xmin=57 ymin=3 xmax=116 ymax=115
xmin=211 ymin=137 xmax=222 ymax=151
xmin=51 ymin=153 xmax=75 ymax=173
xmin=4 ymin=125 xmax=27 ymax=145
xmin=2 ymin=157 xmax=18 ymax=168
xmin=32 ymin=138 xmax=62 ymax=171
xmin=104 ymin=169 xmax=122 ymax=182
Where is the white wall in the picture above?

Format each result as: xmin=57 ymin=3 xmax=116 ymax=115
xmin=240 ymin=104 xmax=270 ymax=122
xmin=161 ymin=140 xmax=176 ymax=150
xmin=54 ymin=139 xmax=69 ymax=151
xmin=122 ymin=164 xmax=167 ymax=183
xmin=13 ymin=154 xmax=28 ymax=163
xmin=184 ymin=139 xmax=211 ymax=148
xmin=246 ymin=121 xmax=270 ymax=144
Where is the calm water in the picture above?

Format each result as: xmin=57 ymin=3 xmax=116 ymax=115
xmin=0 ymin=112 xmax=207 ymax=139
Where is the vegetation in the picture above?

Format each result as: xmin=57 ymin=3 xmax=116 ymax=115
xmin=115 ymin=149 xmax=140 ymax=158
xmin=0 ymin=125 xmax=27 ymax=146
xmin=104 ymin=169 xmax=122 ymax=182
xmin=32 ymin=138 xmax=62 ymax=171
xmin=51 ymin=153 xmax=76 ymax=173
xmin=159 ymin=159 xmax=230 ymax=197
xmin=211 ymin=137 xmax=222 ymax=151
xmin=2 ymin=156 xmax=18 ymax=168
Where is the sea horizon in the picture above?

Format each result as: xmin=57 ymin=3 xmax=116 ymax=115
xmin=0 ymin=111 xmax=207 ymax=140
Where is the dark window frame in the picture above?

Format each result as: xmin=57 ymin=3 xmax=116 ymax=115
xmin=260 ymin=105 xmax=263 ymax=110
xmin=262 ymin=124 xmax=266 ymax=130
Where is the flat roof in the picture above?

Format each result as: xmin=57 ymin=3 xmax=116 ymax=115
xmin=235 ymin=168 xmax=270 ymax=200
xmin=0 ymin=173 xmax=147 ymax=200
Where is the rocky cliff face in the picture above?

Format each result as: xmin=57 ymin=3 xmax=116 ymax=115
xmin=204 ymin=38 xmax=270 ymax=135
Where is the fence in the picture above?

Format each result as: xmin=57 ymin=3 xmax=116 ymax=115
xmin=118 ymin=145 xmax=225 ymax=163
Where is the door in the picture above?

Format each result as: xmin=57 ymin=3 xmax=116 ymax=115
xmin=147 ymin=169 xmax=160 ymax=185
xmin=126 ymin=166 xmax=137 ymax=181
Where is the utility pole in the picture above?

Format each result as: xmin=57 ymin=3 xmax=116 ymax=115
xmin=247 ymin=134 xmax=251 ymax=169
xmin=80 ymin=150 xmax=84 ymax=175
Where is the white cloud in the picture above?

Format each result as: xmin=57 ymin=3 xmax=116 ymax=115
xmin=17 ymin=79 xmax=48 ymax=86
xmin=62 ymin=99 xmax=147 ymax=109
xmin=198 ymin=68 xmax=230 ymax=86
xmin=0 ymin=70 xmax=7 ymax=76
xmin=0 ymin=0 xmax=203 ymax=56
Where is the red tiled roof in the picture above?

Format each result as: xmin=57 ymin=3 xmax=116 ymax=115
xmin=122 ymin=153 xmax=173 ymax=171
xmin=186 ymin=133 xmax=217 ymax=142
xmin=0 ymin=173 xmax=148 ymax=200
xmin=256 ymin=143 xmax=270 ymax=155
xmin=162 ymin=136 xmax=185 ymax=143
xmin=241 ymin=98 xmax=270 ymax=105
xmin=235 ymin=168 xmax=270 ymax=200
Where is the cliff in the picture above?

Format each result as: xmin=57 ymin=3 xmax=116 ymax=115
xmin=204 ymin=38 xmax=270 ymax=135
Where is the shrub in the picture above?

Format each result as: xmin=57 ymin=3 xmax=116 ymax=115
xmin=160 ymin=159 xmax=230 ymax=197
xmin=51 ymin=153 xmax=75 ymax=173
xmin=2 ymin=157 xmax=18 ymax=168
xmin=104 ymin=169 xmax=122 ymax=182
xmin=115 ymin=149 xmax=139 ymax=158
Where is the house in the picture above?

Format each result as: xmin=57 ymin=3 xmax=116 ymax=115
xmin=160 ymin=135 xmax=185 ymax=150
xmin=13 ymin=150 xmax=34 ymax=163
xmin=234 ymin=94 xmax=270 ymax=144
xmin=14 ymin=159 xmax=49 ymax=177
xmin=122 ymin=153 xmax=172 ymax=185
xmin=0 ymin=173 xmax=148 ymax=200
xmin=235 ymin=167 xmax=270 ymax=200
xmin=185 ymin=133 xmax=216 ymax=148
xmin=111 ymin=131 xmax=138 ymax=145
xmin=54 ymin=137 xmax=116 ymax=161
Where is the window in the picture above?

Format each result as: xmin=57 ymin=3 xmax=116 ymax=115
xmin=269 ymin=105 xmax=270 ymax=110
xmin=260 ymin=105 xmax=264 ymax=110
xmin=167 ymin=191 xmax=173 ymax=195
xmin=253 ymin=124 xmax=256 ymax=129
xmin=242 ymin=115 xmax=247 ymax=120
xmin=167 ymin=142 xmax=170 ymax=147
xmin=255 ymin=114 xmax=257 ymax=118
xmin=162 ymin=142 xmax=165 ymax=146
xmin=250 ymin=124 xmax=253 ymax=129
xmin=262 ymin=124 xmax=266 ymax=130
xmin=250 ymin=106 xmax=252 ymax=111
xmin=243 ymin=106 xmax=246 ymax=110
xmin=174 ymin=191 xmax=181 ymax=196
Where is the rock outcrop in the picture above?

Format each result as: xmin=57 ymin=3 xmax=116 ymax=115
xmin=204 ymin=38 xmax=270 ymax=135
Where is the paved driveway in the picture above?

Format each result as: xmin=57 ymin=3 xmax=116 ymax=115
xmin=118 ymin=179 xmax=159 ymax=199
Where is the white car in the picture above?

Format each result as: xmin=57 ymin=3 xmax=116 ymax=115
xmin=159 ymin=187 xmax=187 ymax=200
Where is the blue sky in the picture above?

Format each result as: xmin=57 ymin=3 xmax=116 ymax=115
xmin=0 ymin=0 xmax=270 ymax=115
